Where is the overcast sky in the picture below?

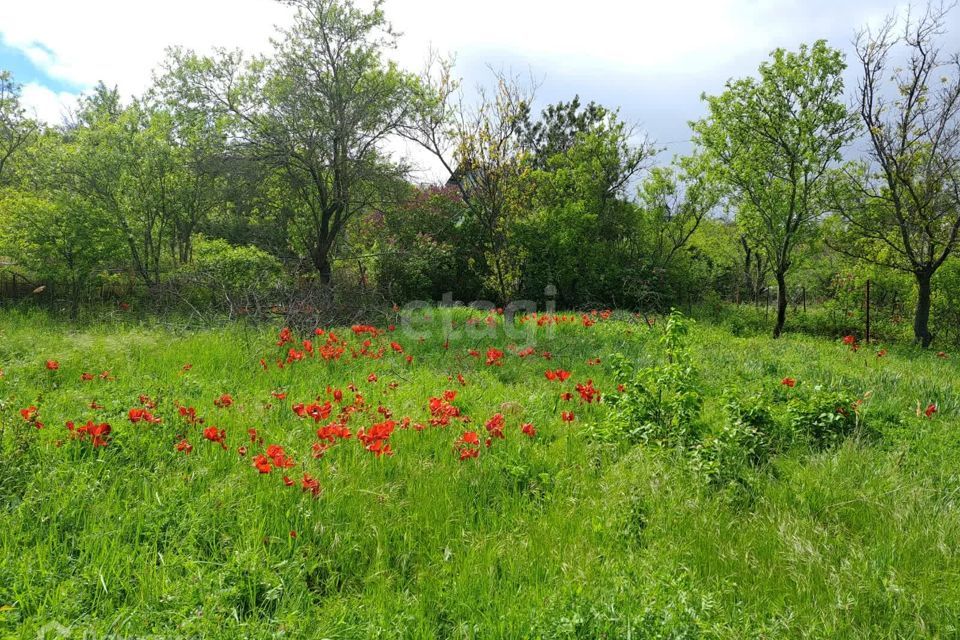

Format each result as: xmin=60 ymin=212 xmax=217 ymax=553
xmin=1 ymin=0 xmax=957 ymax=180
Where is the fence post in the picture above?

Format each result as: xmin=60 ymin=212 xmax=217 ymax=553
xmin=865 ymin=279 xmax=871 ymax=344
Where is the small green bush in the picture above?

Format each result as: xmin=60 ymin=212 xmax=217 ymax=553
xmin=787 ymin=386 xmax=864 ymax=449
xmin=173 ymin=235 xmax=286 ymax=308
xmin=694 ymin=393 xmax=778 ymax=487
xmin=605 ymin=310 xmax=703 ymax=447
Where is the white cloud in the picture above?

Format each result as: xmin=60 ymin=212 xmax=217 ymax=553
xmin=0 ymin=0 xmax=890 ymax=100
xmin=0 ymin=0 xmax=292 ymax=96
xmin=0 ymin=0 xmax=926 ymax=181
xmin=19 ymin=82 xmax=77 ymax=125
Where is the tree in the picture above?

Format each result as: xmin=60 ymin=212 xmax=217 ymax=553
xmin=410 ymin=67 xmax=536 ymax=302
xmin=637 ymin=155 xmax=724 ymax=272
xmin=520 ymin=95 xmax=613 ymax=168
xmin=60 ymin=86 xmax=217 ymax=287
xmin=832 ymin=3 xmax=960 ymax=347
xmin=0 ymin=132 xmax=121 ymax=318
xmin=693 ymin=40 xmax=858 ymax=338
xmin=518 ymin=116 xmax=656 ymax=306
xmin=167 ymin=0 xmax=418 ymax=284
xmin=0 ymin=71 xmax=38 ymax=185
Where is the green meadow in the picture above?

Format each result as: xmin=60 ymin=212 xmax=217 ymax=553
xmin=1 ymin=307 xmax=959 ymax=638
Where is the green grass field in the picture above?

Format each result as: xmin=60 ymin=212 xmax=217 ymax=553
xmin=1 ymin=307 xmax=959 ymax=639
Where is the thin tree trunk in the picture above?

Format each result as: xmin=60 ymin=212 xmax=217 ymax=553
xmin=773 ymin=270 xmax=788 ymax=339
xmin=913 ymin=269 xmax=933 ymax=348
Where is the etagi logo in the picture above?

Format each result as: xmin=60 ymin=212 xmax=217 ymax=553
xmin=35 ymin=623 xmax=188 ymax=640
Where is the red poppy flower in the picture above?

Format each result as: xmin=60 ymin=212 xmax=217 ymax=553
xmin=925 ymin=403 xmax=938 ymax=419
xmin=485 ymin=348 xmax=505 ymax=366
xmin=283 ymin=475 xmax=295 ymax=487
xmin=521 ymin=422 xmax=536 ymax=438
xmin=20 ymin=406 xmax=38 ymax=422
xmin=177 ymin=405 xmax=201 ymax=425
xmin=458 ymin=431 xmax=480 ymax=446
xmin=75 ymin=420 xmax=111 ymax=447
xmin=175 ymin=439 xmax=193 ymax=455
xmin=459 ymin=447 xmax=480 ymax=460
xmin=455 ymin=430 xmax=481 ymax=460
xmin=203 ymin=427 xmax=227 ymax=449
xmin=81 ymin=372 xmax=95 ymax=381
xmin=253 ymin=454 xmax=272 ymax=474
xmin=265 ymin=444 xmax=296 ymax=467
xmin=428 ymin=395 xmax=463 ymax=426
xmin=301 ymin=473 xmax=322 ymax=497
xmin=781 ymin=377 xmax=797 ymax=388
xmin=485 ymin=413 xmax=506 ymax=440
xmin=45 ymin=360 xmax=59 ymax=371
xmin=575 ymin=380 xmax=600 ymax=403
xmin=128 ymin=407 xmax=162 ymax=424
xmin=876 ymin=350 xmax=887 ymax=358
xmin=357 ymin=420 xmax=396 ymax=456
xmin=561 ymin=411 xmax=575 ymax=423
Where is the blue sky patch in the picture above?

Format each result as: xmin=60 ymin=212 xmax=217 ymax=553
xmin=0 ymin=36 xmax=83 ymax=93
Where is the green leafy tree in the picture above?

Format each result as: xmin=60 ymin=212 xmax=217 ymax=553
xmin=0 ymin=71 xmax=38 ymax=185
xmin=166 ymin=0 xmax=419 ymax=284
xmin=693 ymin=40 xmax=858 ymax=337
xmin=61 ymin=86 xmax=222 ymax=287
xmin=518 ymin=120 xmax=655 ymax=306
xmin=0 ymin=133 xmax=122 ymax=318
xmin=638 ymin=154 xmax=725 ymax=272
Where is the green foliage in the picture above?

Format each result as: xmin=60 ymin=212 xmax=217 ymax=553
xmin=1 ymin=309 xmax=959 ymax=636
xmin=372 ymin=186 xmax=478 ymax=302
xmin=606 ymin=310 xmax=703 ymax=446
xmin=787 ymin=386 xmax=864 ymax=450
xmin=173 ymin=235 xmax=285 ymax=307
xmin=693 ymin=40 xmax=858 ymax=336
xmin=694 ymin=393 xmax=780 ymax=488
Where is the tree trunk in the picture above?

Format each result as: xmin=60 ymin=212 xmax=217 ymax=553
xmin=773 ymin=270 xmax=788 ymax=339
xmin=312 ymin=245 xmax=332 ymax=285
xmin=913 ymin=269 xmax=933 ymax=348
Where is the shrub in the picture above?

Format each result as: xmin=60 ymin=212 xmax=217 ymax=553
xmin=694 ymin=393 xmax=778 ymax=487
xmin=172 ymin=236 xmax=285 ymax=309
xmin=605 ymin=310 xmax=703 ymax=447
xmin=787 ymin=386 xmax=864 ymax=449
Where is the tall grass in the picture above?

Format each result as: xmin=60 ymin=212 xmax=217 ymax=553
xmin=0 ymin=308 xmax=958 ymax=638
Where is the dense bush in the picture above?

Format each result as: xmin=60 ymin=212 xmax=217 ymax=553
xmin=171 ymin=236 xmax=286 ymax=309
